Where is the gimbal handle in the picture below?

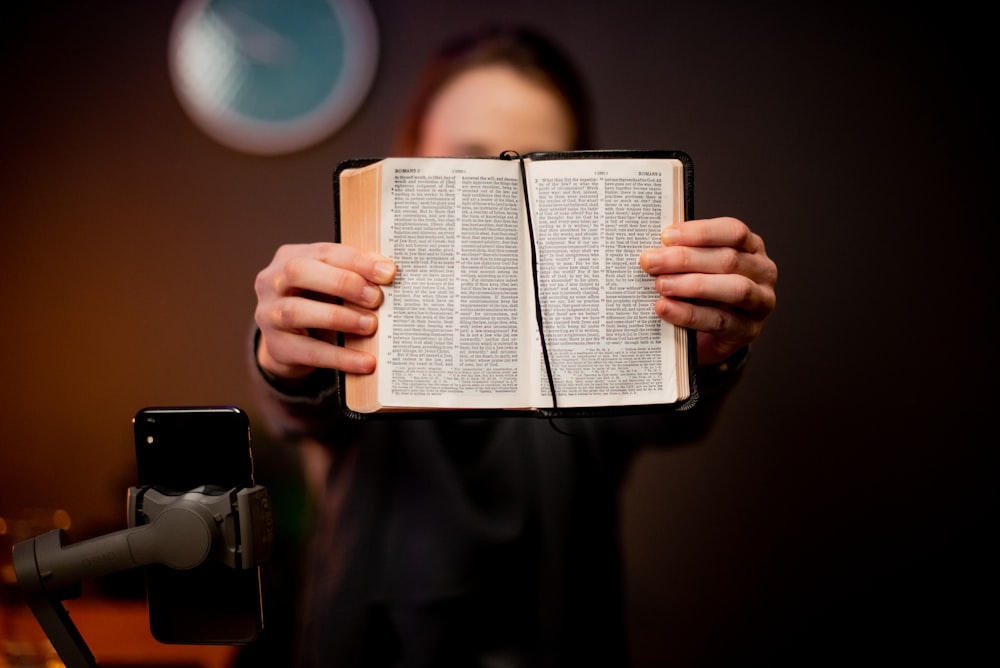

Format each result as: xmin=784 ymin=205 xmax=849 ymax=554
xmin=12 ymin=485 xmax=273 ymax=668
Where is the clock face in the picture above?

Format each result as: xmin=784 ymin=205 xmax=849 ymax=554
xmin=169 ymin=0 xmax=379 ymax=155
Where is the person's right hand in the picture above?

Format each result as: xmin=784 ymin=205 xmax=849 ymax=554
xmin=254 ymin=242 xmax=397 ymax=382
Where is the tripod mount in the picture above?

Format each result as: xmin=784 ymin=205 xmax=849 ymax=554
xmin=12 ymin=484 xmax=273 ymax=668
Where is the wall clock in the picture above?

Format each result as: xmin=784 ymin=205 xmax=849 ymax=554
xmin=168 ymin=0 xmax=379 ymax=155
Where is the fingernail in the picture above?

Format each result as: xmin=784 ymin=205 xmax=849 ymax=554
xmin=661 ymin=226 xmax=680 ymax=245
xmin=374 ymin=261 xmax=395 ymax=282
xmin=362 ymin=285 xmax=381 ymax=304
xmin=656 ymin=276 xmax=675 ymax=293
xmin=358 ymin=313 xmax=375 ymax=331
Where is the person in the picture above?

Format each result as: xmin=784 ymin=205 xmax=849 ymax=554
xmin=250 ymin=24 xmax=777 ymax=667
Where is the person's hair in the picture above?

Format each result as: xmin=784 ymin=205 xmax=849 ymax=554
xmin=393 ymin=25 xmax=594 ymax=155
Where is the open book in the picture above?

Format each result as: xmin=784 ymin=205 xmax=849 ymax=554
xmin=334 ymin=149 xmax=697 ymax=417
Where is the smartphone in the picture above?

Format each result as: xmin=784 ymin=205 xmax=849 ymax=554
xmin=132 ymin=405 xmax=263 ymax=644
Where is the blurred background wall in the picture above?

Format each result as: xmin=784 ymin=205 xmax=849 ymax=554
xmin=1 ymin=1 xmax=993 ymax=665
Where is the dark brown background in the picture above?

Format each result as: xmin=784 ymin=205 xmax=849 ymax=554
xmin=1 ymin=1 xmax=993 ymax=665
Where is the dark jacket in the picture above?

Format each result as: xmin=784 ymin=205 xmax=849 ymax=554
xmin=249 ymin=328 xmax=746 ymax=667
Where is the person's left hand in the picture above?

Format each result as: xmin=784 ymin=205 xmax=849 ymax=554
xmin=639 ymin=216 xmax=777 ymax=366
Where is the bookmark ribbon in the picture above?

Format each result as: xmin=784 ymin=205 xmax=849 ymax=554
xmin=501 ymin=150 xmax=559 ymax=410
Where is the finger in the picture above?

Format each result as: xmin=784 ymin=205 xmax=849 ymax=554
xmin=655 ymin=298 xmax=773 ymax=371
xmin=264 ymin=328 xmax=376 ymax=375
xmin=661 ymin=217 xmax=763 ymax=253
xmin=640 ymin=245 xmax=775 ymax=286
xmin=257 ymin=256 xmax=388 ymax=310
xmin=653 ymin=298 xmax=760 ymax=351
xmin=275 ymin=242 xmax=396 ymax=285
xmin=318 ymin=243 xmax=396 ymax=285
xmin=653 ymin=272 xmax=775 ymax=316
xmin=256 ymin=296 xmax=378 ymax=338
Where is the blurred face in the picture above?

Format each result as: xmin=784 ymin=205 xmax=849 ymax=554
xmin=415 ymin=64 xmax=575 ymax=157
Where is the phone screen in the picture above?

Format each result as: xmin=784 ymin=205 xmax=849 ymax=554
xmin=133 ymin=406 xmax=263 ymax=644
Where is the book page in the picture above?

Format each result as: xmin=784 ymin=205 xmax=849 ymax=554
xmin=523 ymin=157 xmax=689 ymax=408
xmin=376 ymin=157 xmax=532 ymax=409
